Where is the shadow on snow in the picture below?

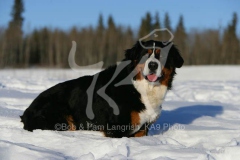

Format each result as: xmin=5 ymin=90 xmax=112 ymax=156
xmin=149 ymin=105 xmax=224 ymax=136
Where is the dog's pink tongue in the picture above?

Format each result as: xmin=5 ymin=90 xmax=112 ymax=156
xmin=147 ymin=74 xmax=158 ymax=82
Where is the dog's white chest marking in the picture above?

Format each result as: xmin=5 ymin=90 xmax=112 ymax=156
xmin=132 ymin=79 xmax=167 ymax=131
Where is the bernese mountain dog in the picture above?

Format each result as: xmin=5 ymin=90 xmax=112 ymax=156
xmin=20 ymin=40 xmax=184 ymax=138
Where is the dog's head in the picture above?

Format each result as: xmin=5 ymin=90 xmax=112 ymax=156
xmin=125 ymin=40 xmax=184 ymax=87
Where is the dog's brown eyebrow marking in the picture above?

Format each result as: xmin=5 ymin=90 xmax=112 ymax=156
xmin=156 ymin=49 xmax=161 ymax=54
xmin=148 ymin=49 xmax=152 ymax=54
xmin=148 ymin=49 xmax=160 ymax=54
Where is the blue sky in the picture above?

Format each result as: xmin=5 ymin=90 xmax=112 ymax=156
xmin=0 ymin=0 xmax=240 ymax=34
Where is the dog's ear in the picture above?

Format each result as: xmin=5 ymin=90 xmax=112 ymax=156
xmin=167 ymin=45 xmax=184 ymax=68
xmin=125 ymin=41 xmax=143 ymax=61
xmin=124 ymin=48 xmax=134 ymax=61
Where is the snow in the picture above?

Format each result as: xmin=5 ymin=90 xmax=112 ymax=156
xmin=0 ymin=66 xmax=240 ymax=159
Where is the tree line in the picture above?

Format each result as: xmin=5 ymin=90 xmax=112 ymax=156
xmin=0 ymin=0 xmax=239 ymax=68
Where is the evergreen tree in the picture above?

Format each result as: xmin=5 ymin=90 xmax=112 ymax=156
xmin=9 ymin=0 xmax=24 ymax=28
xmin=163 ymin=12 xmax=172 ymax=41
xmin=96 ymin=14 xmax=105 ymax=61
xmin=107 ymin=15 xmax=116 ymax=31
xmin=175 ymin=15 xmax=184 ymax=32
xmin=164 ymin=12 xmax=172 ymax=31
xmin=145 ymin=12 xmax=152 ymax=32
xmin=29 ymin=29 xmax=40 ymax=65
xmin=174 ymin=15 xmax=187 ymax=64
xmin=138 ymin=12 xmax=153 ymax=38
xmin=97 ymin=14 xmax=105 ymax=33
xmin=153 ymin=12 xmax=161 ymax=29
xmin=138 ymin=18 xmax=146 ymax=38
xmin=4 ymin=0 xmax=24 ymax=66
xmin=153 ymin=12 xmax=162 ymax=41
xmin=222 ymin=12 xmax=239 ymax=64
xmin=105 ymin=15 xmax=117 ymax=66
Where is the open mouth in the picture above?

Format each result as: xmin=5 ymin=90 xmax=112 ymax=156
xmin=145 ymin=73 xmax=162 ymax=82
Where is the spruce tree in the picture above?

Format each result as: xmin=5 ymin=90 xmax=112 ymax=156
xmin=145 ymin=12 xmax=152 ymax=32
xmin=5 ymin=0 xmax=24 ymax=66
xmin=164 ymin=12 xmax=172 ymax=31
xmin=174 ymin=15 xmax=187 ymax=63
xmin=97 ymin=14 xmax=105 ymax=32
xmin=163 ymin=12 xmax=172 ymax=41
xmin=9 ymin=0 xmax=24 ymax=28
xmin=222 ymin=12 xmax=239 ymax=64
xmin=153 ymin=12 xmax=161 ymax=29
xmin=105 ymin=15 xmax=117 ymax=66
xmin=138 ymin=12 xmax=153 ymax=38
xmin=153 ymin=12 xmax=161 ymax=41
xmin=107 ymin=15 xmax=116 ymax=31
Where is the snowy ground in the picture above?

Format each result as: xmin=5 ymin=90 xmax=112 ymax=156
xmin=0 ymin=66 xmax=240 ymax=160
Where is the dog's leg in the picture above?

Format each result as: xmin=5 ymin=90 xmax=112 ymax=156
xmin=131 ymin=123 xmax=149 ymax=137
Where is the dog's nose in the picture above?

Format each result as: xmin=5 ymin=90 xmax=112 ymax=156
xmin=148 ymin=62 xmax=158 ymax=71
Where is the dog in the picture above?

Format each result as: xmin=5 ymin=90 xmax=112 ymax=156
xmin=20 ymin=40 xmax=184 ymax=138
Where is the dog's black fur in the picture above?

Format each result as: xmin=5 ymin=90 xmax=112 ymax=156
xmin=20 ymin=40 xmax=183 ymax=138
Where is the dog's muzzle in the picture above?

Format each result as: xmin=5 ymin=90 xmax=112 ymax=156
xmin=144 ymin=61 xmax=161 ymax=82
xmin=148 ymin=62 xmax=158 ymax=71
